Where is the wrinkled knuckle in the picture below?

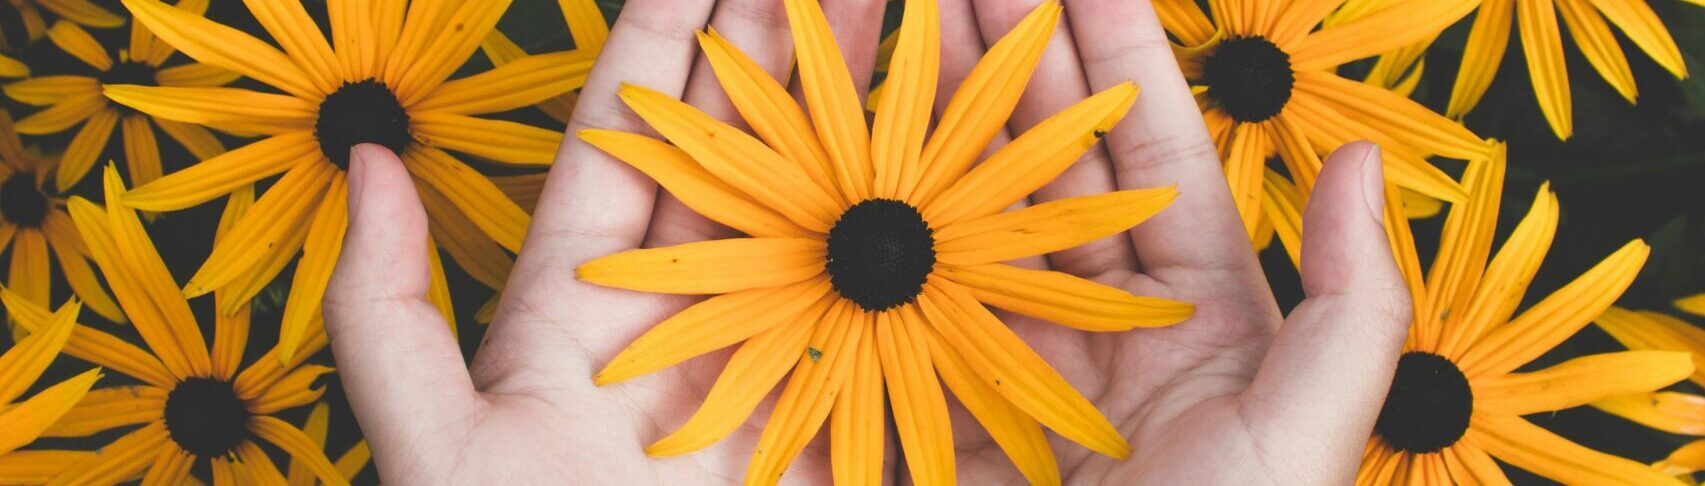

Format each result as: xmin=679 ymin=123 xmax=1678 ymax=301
xmin=726 ymin=0 xmax=789 ymax=29
xmin=620 ymin=6 xmax=708 ymax=42
xmin=1115 ymin=133 xmax=1220 ymax=172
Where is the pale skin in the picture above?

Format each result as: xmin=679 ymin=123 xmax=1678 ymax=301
xmin=323 ymin=0 xmax=1413 ymax=484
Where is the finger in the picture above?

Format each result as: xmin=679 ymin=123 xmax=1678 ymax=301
xmin=934 ymin=0 xmax=1051 ymax=272
xmin=1063 ymin=1 xmax=1262 ymax=279
xmin=788 ymin=0 xmax=886 ymax=102
xmin=971 ymin=0 xmax=1134 ymax=277
xmin=324 ymin=144 xmax=484 ymax=481
xmin=644 ymin=0 xmax=800 ymax=248
xmin=479 ymin=0 xmax=715 ymax=382
xmin=1243 ymin=142 xmax=1411 ymax=484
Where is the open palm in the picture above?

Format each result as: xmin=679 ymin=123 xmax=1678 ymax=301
xmin=323 ymin=0 xmax=1411 ymax=485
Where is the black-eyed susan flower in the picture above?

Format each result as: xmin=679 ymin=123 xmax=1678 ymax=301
xmin=578 ymin=1 xmax=1193 ymax=484
xmin=286 ymin=402 xmax=371 ymax=486
xmin=0 ymin=110 xmax=122 ymax=329
xmin=1354 ymin=143 xmax=1688 ymax=484
xmin=0 ymin=299 xmax=101 ymax=464
xmin=0 ymin=167 xmax=346 ymax=485
xmin=1589 ymin=304 xmax=1705 ymax=477
xmin=1154 ymin=0 xmax=1489 ymax=246
xmin=1680 ymin=294 xmax=1705 ymax=318
xmin=104 ymin=0 xmax=592 ymax=362
xmin=0 ymin=0 xmax=123 ymax=46
xmin=6 ymin=14 xmax=236 ymax=192
xmin=0 ymin=53 xmax=25 ymax=78
xmin=1334 ymin=0 xmax=1694 ymax=140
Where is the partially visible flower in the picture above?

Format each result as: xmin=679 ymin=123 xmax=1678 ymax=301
xmin=0 ymin=109 xmax=123 ymax=330
xmin=1679 ymin=294 xmax=1705 ymax=317
xmin=1355 ymin=143 xmax=1687 ymax=484
xmin=1155 ymin=0 xmax=1489 ymax=252
xmin=480 ymin=0 xmax=607 ymax=124
xmin=3 ymin=167 xmax=346 ymax=485
xmin=1592 ymin=304 xmax=1705 ymax=477
xmin=1332 ymin=0 xmax=1694 ymax=140
xmin=106 ymin=0 xmax=588 ymax=361
xmin=0 ymin=299 xmax=102 ymax=466
xmin=6 ymin=13 xmax=236 ymax=192
xmin=286 ymin=402 xmax=371 ymax=486
xmin=0 ymin=0 xmax=124 ymax=49
xmin=0 ymin=54 xmax=25 ymax=78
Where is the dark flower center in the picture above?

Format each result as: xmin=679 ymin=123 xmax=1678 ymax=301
xmin=0 ymin=173 xmax=48 ymax=227
xmin=825 ymin=199 xmax=935 ymax=312
xmin=101 ymin=61 xmax=159 ymax=116
xmin=1202 ymin=36 xmax=1294 ymax=123
xmin=1375 ymin=352 xmax=1474 ymax=453
xmin=101 ymin=60 xmax=157 ymax=86
xmin=315 ymin=78 xmax=411 ymax=170
xmin=164 ymin=377 xmax=252 ymax=458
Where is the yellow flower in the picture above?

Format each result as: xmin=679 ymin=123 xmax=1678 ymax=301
xmin=1589 ymin=302 xmax=1705 ymax=477
xmin=1680 ymin=294 xmax=1705 ymax=317
xmin=286 ymin=402 xmax=371 ymax=485
xmin=0 ymin=110 xmax=123 ymax=329
xmin=0 ymin=166 xmax=346 ymax=485
xmin=0 ymin=0 xmax=124 ymax=49
xmin=1154 ymin=0 xmax=1489 ymax=249
xmin=104 ymin=0 xmax=596 ymax=362
xmin=0 ymin=54 xmax=25 ymax=78
xmin=1333 ymin=0 xmax=1693 ymax=140
xmin=578 ymin=1 xmax=1193 ymax=484
xmin=1357 ymin=143 xmax=1688 ymax=484
xmin=6 ymin=12 xmax=238 ymax=192
xmin=0 ymin=300 xmax=102 ymax=472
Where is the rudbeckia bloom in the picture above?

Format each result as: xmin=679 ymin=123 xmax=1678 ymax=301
xmin=0 ymin=54 xmax=24 ymax=78
xmin=578 ymin=1 xmax=1192 ymax=484
xmin=0 ymin=110 xmax=122 ymax=329
xmin=6 ymin=15 xmax=236 ymax=192
xmin=0 ymin=167 xmax=346 ymax=485
xmin=287 ymin=402 xmax=371 ymax=485
xmin=0 ymin=300 xmax=102 ymax=470
xmin=0 ymin=0 xmax=124 ymax=47
xmin=1154 ymin=0 xmax=1488 ymax=245
xmin=1590 ymin=303 xmax=1705 ymax=477
xmin=105 ymin=0 xmax=595 ymax=361
xmin=1334 ymin=0 xmax=1693 ymax=140
xmin=1356 ymin=143 xmax=1689 ymax=484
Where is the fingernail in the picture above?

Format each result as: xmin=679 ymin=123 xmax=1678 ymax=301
xmin=346 ymin=145 xmax=370 ymax=220
xmin=1357 ymin=142 xmax=1385 ymax=222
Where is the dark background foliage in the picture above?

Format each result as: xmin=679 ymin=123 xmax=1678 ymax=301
xmin=1 ymin=1 xmax=1702 ymax=484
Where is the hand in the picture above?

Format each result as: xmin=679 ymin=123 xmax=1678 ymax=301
xmin=322 ymin=1 xmax=1412 ymax=485
xmin=326 ymin=0 xmax=887 ymax=483
xmin=939 ymin=1 xmax=1410 ymax=484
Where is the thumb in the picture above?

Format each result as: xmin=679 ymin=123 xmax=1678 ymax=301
xmin=1242 ymin=141 xmax=1412 ymax=483
xmin=324 ymin=144 xmax=483 ymax=480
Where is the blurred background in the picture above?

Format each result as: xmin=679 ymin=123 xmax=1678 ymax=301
xmin=2 ymin=1 xmax=1702 ymax=484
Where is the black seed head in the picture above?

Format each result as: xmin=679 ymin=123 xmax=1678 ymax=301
xmin=1202 ymin=36 xmax=1295 ymax=123
xmin=101 ymin=61 xmax=159 ymax=115
xmin=101 ymin=60 xmax=157 ymax=86
xmin=164 ymin=377 xmax=252 ymax=458
xmin=1375 ymin=352 xmax=1474 ymax=453
xmin=0 ymin=172 xmax=47 ymax=227
xmin=826 ymin=199 xmax=936 ymax=312
xmin=315 ymin=78 xmax=411 ymax=170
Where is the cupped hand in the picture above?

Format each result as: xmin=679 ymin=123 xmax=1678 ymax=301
xmin=322 ymin=1 xmax=1412 ymax=485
